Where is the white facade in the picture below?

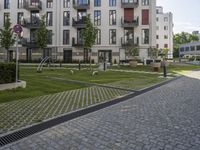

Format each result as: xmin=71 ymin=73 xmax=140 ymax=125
xmin=179 ymin=42 xmax=200 ymax=57
xmin=156 ymin=6 xmax=173 ymax=59
xmin=0 ymin=0 xmax=157 ymax=63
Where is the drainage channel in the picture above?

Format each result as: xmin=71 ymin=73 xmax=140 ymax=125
xmin=0 ymin=76 xmax=181 ymax=147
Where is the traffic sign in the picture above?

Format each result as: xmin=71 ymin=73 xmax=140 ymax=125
xmin=13 ymin=24 xmax=23 ymax=35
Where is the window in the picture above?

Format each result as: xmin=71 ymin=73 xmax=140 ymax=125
xmin=109 ymin=29 xmax=116 ymax=44
xmin=109 ymin=10 xmax=116 ymax=25
xmin=196 ymin=45 xmax=200 ymax=51
xmin=63 ymin=30 xmax=70 ymax=45
xmin=78 ymin=0 xmax=89 ymax=5
xmin=47 ymin=0 xmax=53 ymax=8
xmin=156 ymin=35 xmax=159 ymax=39
xmin=142 ymin=29 xmax=149 ymax=44
xmin=94 ymin=10 xmax=101 ymax=26
xmin=94 ymin=0 xmax=101 ymax=6
xmin=46 ymin=12 xmax=53 ymax=26
xmin=4 ymin=13 xmax=10 ymax=26
xmin=47 ymin=30 xmax=53 ymax=45
xmin=156 ymin=9 xmax=159 ymax=14
xmin=164 ymin=26 xmax=168 ymax=30
xmin=164 ymin=17 xmax=168 ymax=22
xmin=63 ymin=11 xmax=70 ymax=26
xmin=180 ymin=47 xmax=184 ymax=52
xmin=164 ymin=44 xmax=168 ymax=48
xmin=164 ymin=35 xmax=168 ymax=39
xmin=142 ymin=0 xmax=149 ymax=6
xmin=142 ymin=9 xmax=149 ymax=25
xmin=18 ymin=0 xmax=24 ymax=8
xmin=17 ymin=12 xmax=24 ymax=25
xmin=156 ymin=17 xmax=159 ymax=22
xmin=64 ymin=0 xmax=70 ymax=8
xmin=185 ymin=47 xmax=189 ymax=51
xmin=4 ymin=0 xmax=10 ymax=9
xmin=190 ymin=46 xmax=195 ymax=51
xmin=95 ymin=29 xmax=101 ymax=44
xmin=109 ymin=0 xmax=116 ymax=6
xmin=156 ymin=44 xmax=159 ymax=48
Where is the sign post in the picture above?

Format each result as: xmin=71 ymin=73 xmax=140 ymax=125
xmin=13 ymin=24 xmax=23 ymax=83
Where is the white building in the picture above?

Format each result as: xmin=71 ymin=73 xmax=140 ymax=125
xmin=0 ymin=0 xmax=156 ymax=63
xmin=156 ymin=6 xmax=173 ymax=59
xmin=179 ymin=42 xmax=200 ymax=58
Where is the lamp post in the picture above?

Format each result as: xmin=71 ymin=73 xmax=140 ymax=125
xmin=13 ymin=24 xmax=23 ymax=83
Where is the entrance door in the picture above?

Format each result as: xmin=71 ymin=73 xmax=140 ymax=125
xmin=26 ymin=48 xmax=32 ymax=62
xmin=43 ymin=48 xmax=52 ymax=58
xmin=98 ymin=50 xmax=112 ymax=63
xmin=63 ymin=50 xmax=72 ymax=63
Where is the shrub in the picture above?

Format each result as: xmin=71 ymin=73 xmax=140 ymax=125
xmin=0 ymin=62 xmax=16 ymax=84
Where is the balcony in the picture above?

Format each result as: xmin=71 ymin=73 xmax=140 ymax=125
xmin=73 ymin=0 xmax=90 ymax=9
xmin=121 ymin=17 xmax=139 ymax=27
xmin=121 ymin=37 xmax=139 ymax=47
xmin=72 ymin=17 xmax=86 ymax=28
xmin=21 ymin=38 xmax=38 ymax=48
xmin=121 ymin=0 xmax=139 ymax=8
xmin=23 ymin=0 xmax=42 ymax=10
xmin=22 ymin=18 xmax=40 ymax=29
xmin=72 ymin=38 xmax=84 ymax=47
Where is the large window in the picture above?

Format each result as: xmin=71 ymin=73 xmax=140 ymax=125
xmin=109 ymin=10 xmax=116 ymax=25
xmin=109 ymin=29 xmax=116 ymax=44
xmin=18 ymin=0 xmax=24 ymax=8
xmin=63 ymin=11 xmax=70 ymax=26
xmin=197 ymin=45 xmax=200 ymax=51
xmin=142 ymin=29 xmax=149 ymax=44
xmin=47 ymin=0 xmax=53 ymax=8
xmin=4 ymin=13 xmax=10 ymax=26
xmin=142 ymin=0 xmax=149 ymax=6
xmin=47 ymin=30 xmax=53 ymax=45
xmin=109 ymin=0 xmax=116 ymax=6
xmin=95 ymin=29 xmax=101 ymax=45
xmin=94 ymin=10 xmax=101 ymax=26
xmin=63 ymin=30 xmax=70 ymax=45
xmin=94 ymin=0 xmax=101 ymax=6
xmin=63 ymin=0 xmax=70 ymax=8
xmin=190 ymin=46 xmax=195 ymax=51
xmin=46 ymin=12 xmax=53 ymax=26
xmin=17 ymin=12 xmax=24 ymax=25
xmin=4 ymin=0 xmax=10 ymax=9
xmin=185 ymin=47 xmax=189 ymax=51
xmin=142 ymin=9 xmax=149 ymax=25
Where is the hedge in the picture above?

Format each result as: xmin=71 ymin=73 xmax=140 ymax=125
xmin=0 ymin=63 xmax=16 ymax=84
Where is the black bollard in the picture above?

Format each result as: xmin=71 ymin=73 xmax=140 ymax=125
xmin=163 ymin=64 xmax=167 ymax=77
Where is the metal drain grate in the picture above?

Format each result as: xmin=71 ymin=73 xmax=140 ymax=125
xmin=0 ymin=76 xmax=181 ymax=147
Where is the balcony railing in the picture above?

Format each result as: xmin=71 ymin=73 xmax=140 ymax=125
xmin=72 ymin=17 xmax=87 ymax=28
xmin=73 ymin=0 xmax=90 ymax=9
xmin=121 ymin=37 xmax=139 ymax=47
xmin=121 ymin=0 xmax=139 ymax=8
xmin=72 ymin=37 xmax=84 ymax=47
xmin=24 ymin=0 xmax=42 ymax=10
xmin=22 ymin=18 xmax=40 ymax=29
xmin=121 ymin=17 xmax=139 ymax=27
xmin=21 ymin=38 xmax=38 ymax=48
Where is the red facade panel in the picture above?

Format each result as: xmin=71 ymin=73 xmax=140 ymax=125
xmin=142 ymin=9 xmax=149 ymax=25
xmin=124 ymin=8 xmax=133 ymax=21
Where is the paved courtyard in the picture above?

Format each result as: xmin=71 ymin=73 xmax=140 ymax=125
xmin=1 ymin=71 xmax=200 ymax=150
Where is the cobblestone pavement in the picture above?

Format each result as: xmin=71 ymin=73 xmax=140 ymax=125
xmin=1 ymin=73 xmax=200 ymax=150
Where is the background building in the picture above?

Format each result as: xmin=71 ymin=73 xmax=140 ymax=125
xmin=0 ymin=0 xmax=156 ymax=63
xmin=156 ymin=6 xmax=173 ymax=59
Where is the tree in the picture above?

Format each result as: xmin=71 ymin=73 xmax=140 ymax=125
xmin=126 ymin=47 xmax=139 ymax=60
xmin=173 ymin=32 xmax=199 ymax=58
xmin=81 ymin=15 xmax=98 ymax=70
xmin=158 ymin=48 xmax=169 ymax=59
xmin=0 ymin=18 xmax=15 ymax=62
xmin=148 ymin=47 xmax=158 ymax=60
xmin=36 ymin=15 xmax=51 ymax=53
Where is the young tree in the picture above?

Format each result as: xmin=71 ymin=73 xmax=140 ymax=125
xmin=36 ymin=15 xmax=51 ymax=53
xmin=81 ymin=15 xmax=98 ymax=70
xmin=0 ymin=18 xmax=15 ymax=62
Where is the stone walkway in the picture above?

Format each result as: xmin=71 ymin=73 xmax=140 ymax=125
xmin=1 ymin=71 xmax=200 ymax=150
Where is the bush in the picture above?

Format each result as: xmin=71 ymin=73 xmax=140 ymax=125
xmin=0 ymin=62 xmax=16 ymax=84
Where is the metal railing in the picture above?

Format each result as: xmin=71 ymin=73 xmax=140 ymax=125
xmin=121 ymin=37 xmax=139 ymax=47
xmin=121 ymin=17 xmax=139 ymax=27
xmin=23 ymin=0 xmax=42 ymax=10
xmin=73 ymin=0 xmax=90 ymax=9
xmin=121 ymin=0 xmax=139 ymax=8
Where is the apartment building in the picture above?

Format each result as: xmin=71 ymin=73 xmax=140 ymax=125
xmin=179 ymin=42 xmax=200 ymax=58
xmin=0 ymin=0 xmax=156 ymax=63
xmin=156 ymin=6 xmax=173 ymax=59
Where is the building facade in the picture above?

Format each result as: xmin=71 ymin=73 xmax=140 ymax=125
xmin=156 ymin=6 xmax=173 ymax=59
xmin=179 ymin=42 xmax=200 ymax=58
xmin=0 ymin=0 xmax=156 ymax=63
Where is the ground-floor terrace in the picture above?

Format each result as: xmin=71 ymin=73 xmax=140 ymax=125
xmin=0 ymin=46 xmax=150 ymax=63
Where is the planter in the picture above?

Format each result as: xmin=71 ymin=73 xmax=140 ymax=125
xmin=129 ymin=61 xmax=138 ymax=67
xmin=152 ymin=62 xmax=161 ymax=71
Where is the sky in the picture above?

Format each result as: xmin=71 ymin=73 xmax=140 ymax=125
xmin=157 ymin=0 xmax=200 ymax=34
